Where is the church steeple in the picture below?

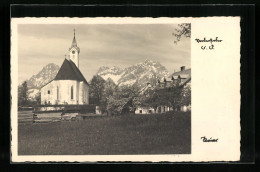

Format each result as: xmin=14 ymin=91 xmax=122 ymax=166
xmin=71 ymin=29 xmax=78 ymax=48
xmin=69 ymin=29 xmax=80 ymax=68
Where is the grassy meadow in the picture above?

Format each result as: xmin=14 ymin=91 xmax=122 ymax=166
xmin=18 ymin=111 xmax=191 ymax=155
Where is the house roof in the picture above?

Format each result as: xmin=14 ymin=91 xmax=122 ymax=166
xmin=172 ymin=76 xmax=178 ymax=80
xmin=168 ymin=68 xmax=191 ymax=78
xmin=164 ymin=77 xmax=172 ymax=82
xmin=40 ymin=79 xmax=54 ymax=89
xmin=139 ymin=83 xmax=153 ymax=95
xmin=184 ymin=77 xmax=191 ymax=85
xmin=54 ymin=58 xmax=88 ymax=85
xmin=179 ymin=74 xmax=189 ymax=79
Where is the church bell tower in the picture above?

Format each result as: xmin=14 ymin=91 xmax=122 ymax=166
xmin=69 ymin=29 xmax=80 ymax=68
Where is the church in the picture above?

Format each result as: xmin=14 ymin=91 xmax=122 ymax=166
xmin=40 ymin=30 xmax=89 ymax=105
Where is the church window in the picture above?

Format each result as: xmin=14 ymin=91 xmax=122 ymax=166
xmin=48 ymin=90 xmax=50 ymax=94
xmin=71 ymin=86 xmax=73 ymax=99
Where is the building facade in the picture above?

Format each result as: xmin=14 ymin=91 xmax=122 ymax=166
xmin=41 ymin=31 xmax=89 ymax=105
xmin=135 ymin=66 xmax=191 ymax=114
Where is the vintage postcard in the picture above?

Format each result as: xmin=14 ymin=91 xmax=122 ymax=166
xmin=11 ymin=17 xmax=240 ymax=162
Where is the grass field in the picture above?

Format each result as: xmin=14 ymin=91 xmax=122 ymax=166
xmin=18 ymin=111 xmax=191 ymax=155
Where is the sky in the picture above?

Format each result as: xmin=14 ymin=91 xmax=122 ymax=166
xmin=18 ymin=24 xmax=190 ymax=83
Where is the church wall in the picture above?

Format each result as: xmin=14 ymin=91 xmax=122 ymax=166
xmin=41 ymin=81 xmax=56 ymax=105
xmin=40 ymin=32 xmax=90 ymax=105
xmin=57 ymin=80 xmax=78 ymax=104
xmin=76 ymin=81 xmax=79 ymax=104
xmin=85 ymin=84 xmax=89 ymax=104
xmin=84 ymin=83 xmax=89 ymax=104
xmin=41 ymin=80 xmax=88 ymax=105
xmin=79 ymin=82 xmax=83 ymax=104
xmin=79 ymin=81 xmax=89 ymax=104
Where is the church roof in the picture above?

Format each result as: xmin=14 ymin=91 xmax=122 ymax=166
xmin=72 ymin=35 xmax=77 ymax=47
xmin=54 ymin=58 xmax=88 ymax=85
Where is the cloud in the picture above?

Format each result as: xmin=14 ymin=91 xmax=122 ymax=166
xmin=18 ymin=24 xmax=190 ymax=82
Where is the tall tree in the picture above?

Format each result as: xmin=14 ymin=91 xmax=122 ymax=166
xmin=35 ymin=92 xmax=41 ymax=105
xmin=89 ymin=75 xmax=106 ymax=105
xmin=106 ymin=96 xmax=129 ymax=115
xmin=100 ymin=78 xmax=118 ymax=111
xmin=172 ymin=23 xmax=191 ymax=44
xmin=18 ymin=81 xmax=29 ymax=106
xmin=102 ymin=78 xmax=117 ymax=100
xmin=106 ymin=84 xmax=140 ymax=115
xmin=133 ymin=83 xmax=190 ymax=112
xmin=179 ymin=84 xmax=191 ymax=107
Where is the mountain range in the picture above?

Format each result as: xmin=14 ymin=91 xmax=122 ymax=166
xmin=22 ymin=59 xmax=169 ymax=100
xmin=97 ymin=59 xmax=169 ymax=88
xmin=25 ymin=63 xmax=60 ymax=89
xmin=21 ymin=63 xmax=59 ymax=100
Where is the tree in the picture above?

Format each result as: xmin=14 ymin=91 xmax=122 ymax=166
xmin=106 ymin=96 xmax=129 ymax=115
xmin=35 ymin=92 xmax=41 ymax=105
xmin=100 ymin=78 xmax=118 ymax=111
xmin=179 ymin=84 xmax=191 ymax=107
xmin=161 ymin=86 xmax=183 ymax=109
xmin=102 ymin=78 xmax=117 ymax=100
xmin=133 ymin=88 xmax=157 ymax=111
xmin=89 ymin=75 xmax=106 ymax=105
xmin=120 ymin=84 xmax=140 ymax=114
xmin=18 ymin=81 xmax=29 ymax=106
xmin=133 ymin=82 xmax=191 ymax=112
xmin=106 ymin=84 xmax=140 ymax=115
xmin=118 ymin=84 xmax=140 ymax=99
xmin=172 ymin=23 xmax=191 ymax=44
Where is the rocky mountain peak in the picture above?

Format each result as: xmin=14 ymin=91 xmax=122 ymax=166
xmin=97 ymin=66 xmax=123 ymax=75
xmin=25 ymin=63 xmax=60 ymax=89
xmin=97 ymin=66 xmax=110 ymax=74
xmin=97 ymin=59 xmax=169 ymax=88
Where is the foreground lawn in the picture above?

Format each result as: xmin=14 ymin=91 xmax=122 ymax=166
xmin=18 ymin=112 xmax=191 ymax=155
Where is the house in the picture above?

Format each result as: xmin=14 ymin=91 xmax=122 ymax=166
xmin=40 ymin=30 xmax=89 ymax=105
xmin=135 ymin=106 xmax=172 ymax=114
xmin=135 ymin=66 xmax=191 ymax=114
xmin=135 ymin=107 xmax=155 ymax=114
xmin=170 ymin=66 xmax=191 ymax=86
xmin=139 ymin=82 xmax=153 ymax=95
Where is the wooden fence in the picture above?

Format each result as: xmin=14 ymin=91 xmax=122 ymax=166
xmin=18 ymin=111 xmax=105 ymax=124
xmin=18 ymin=111 xmax=34 ymax=124
xmin=18 ymin=104 xmax=102 ymax=124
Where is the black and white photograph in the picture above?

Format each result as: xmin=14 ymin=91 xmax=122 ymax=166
xmin=11 ymin=17 xmax=241 ymax=162
xmin=16 ymin=23 xmax=191 ymax=155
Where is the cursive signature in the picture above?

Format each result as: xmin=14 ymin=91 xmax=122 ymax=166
xmin=195 ymin=37 xmax=223 ymax=50
xmin=201 ymin=136 xmax=218 ymax=142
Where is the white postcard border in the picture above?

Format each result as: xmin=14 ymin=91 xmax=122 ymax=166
xmin=11 ymin=17 xmax=240 ymax=162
